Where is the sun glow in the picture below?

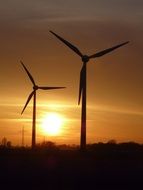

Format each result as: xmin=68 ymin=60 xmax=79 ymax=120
xmin=42 ymin=113 xmax=64 ymax=136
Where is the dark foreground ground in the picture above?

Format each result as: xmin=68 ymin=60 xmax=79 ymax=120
xmin=0 ymin=142 xmax=143 ymax=190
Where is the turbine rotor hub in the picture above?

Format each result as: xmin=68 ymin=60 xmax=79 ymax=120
xmin=82 ymin=55 xmax=89 ymax=63
xmin=33 ymin=85 xmax=38 ymax=90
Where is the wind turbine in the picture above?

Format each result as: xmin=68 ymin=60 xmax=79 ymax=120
xmin=50 ymin=30 xmax=129 ymax=150
xmin=20 ymin=61 xmax=65 ymax=148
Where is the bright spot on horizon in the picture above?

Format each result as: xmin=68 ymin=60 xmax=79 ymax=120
xmin=41 ymin=113 xmax=64 ymax=136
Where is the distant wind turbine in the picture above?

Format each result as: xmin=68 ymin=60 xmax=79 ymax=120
xmin=50 ymin=30 xmax=129 ymax=150
xmin=20 ymin=61 xmax=65 ymax=148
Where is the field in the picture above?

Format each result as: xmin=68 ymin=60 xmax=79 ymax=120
xmin=0 ymin=142 xmax=143 ymax=189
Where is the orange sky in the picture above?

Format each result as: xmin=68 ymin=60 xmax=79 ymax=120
xmin=0 ymin=0 xmax=143 ymax=146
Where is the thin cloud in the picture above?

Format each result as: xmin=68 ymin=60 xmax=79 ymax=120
xmin=0 ymin=0 xmax=142 ymax=24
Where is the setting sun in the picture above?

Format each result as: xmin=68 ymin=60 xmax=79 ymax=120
xmin=42 ymin=113 xmax=64 ymax=136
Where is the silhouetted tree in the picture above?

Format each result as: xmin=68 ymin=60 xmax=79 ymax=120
xmin=37 ymin=141 xmax=56 ymax=149
xmin=1 ymin=137 xmax=7 ymax=147
xmin=7 ymin=141 xmax=12 ymax=148
xmin=107 ymin=139 xmax=117 ymax=144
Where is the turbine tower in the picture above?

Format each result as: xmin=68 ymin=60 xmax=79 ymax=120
xmin=50 ymin=30 xmax=129 ymax=150
xmin=20 ymin=61 xmax=65 ymax=149
xmin=22 ymin=126 xmax=24 ymax=147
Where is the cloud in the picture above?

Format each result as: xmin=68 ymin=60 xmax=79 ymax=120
xmin=0 ymin=0 xmax=142 ymax=25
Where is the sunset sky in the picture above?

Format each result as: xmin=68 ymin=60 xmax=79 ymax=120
xmin=0 ymin=0 xmax=143 ymax=146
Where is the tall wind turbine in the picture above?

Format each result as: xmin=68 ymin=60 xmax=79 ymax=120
xmin=20 ymin=61 xmax=65 ymax=148
xmin=50 ymin=30 xmax=129 ymax=150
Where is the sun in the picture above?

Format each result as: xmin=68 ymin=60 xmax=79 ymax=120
xmin=42 ymin=113 xmax=63 ymax=136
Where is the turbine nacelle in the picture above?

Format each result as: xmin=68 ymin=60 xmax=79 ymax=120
xmin=33 ymin=85 xmax=38 ymax=90
xmin=82 ymin=55 xmax=89 ymax=63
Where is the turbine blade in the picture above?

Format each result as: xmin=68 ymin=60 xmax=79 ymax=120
xmin=50 ymin=30 xmax=83 ymax=57
xmin=78 ymin=66 xmax=84 ymax=105
xmin=89 ymin=41 xmax=129 ymax=59
xmin=20 ymin=61 xmax=36 ymax=86
xmin=38 ymin=86 xmax=66 ymax=90
xmin=21 ymin=91 xmax=35 ymax=115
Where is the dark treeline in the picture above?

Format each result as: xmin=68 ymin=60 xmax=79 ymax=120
xmin=0 ymin=141 xmax=143 ymax=189
xmin=1 ymin=140 xmax=143 ymax=158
